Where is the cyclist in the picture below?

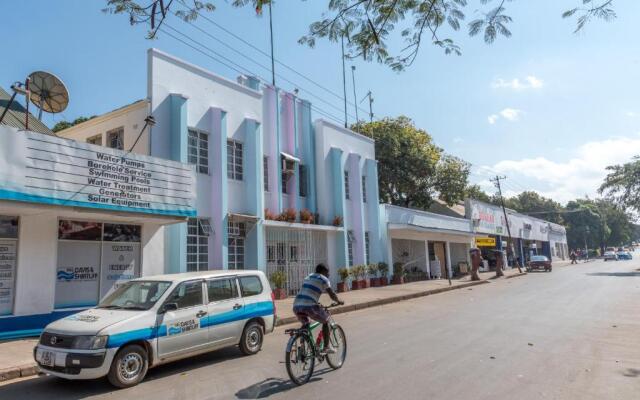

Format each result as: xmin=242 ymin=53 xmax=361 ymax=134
xmin=293 ymin=263 xmax=344 ymax=354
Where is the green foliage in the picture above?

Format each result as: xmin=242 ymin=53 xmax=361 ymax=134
xmin=338 ymin=267 xmax=350 ymax=282
xmin=563 ymin=198 xmax=633 ymax=251
xmin=377 ymin=262 xmax=389 ymax=276
xmin=269 ymin=270 xmax=286 ymax=289
xmin=352 ymin=116 xmax=470 ymax=209
xmin=52 ymin=116 xmax=96 ymax=133
xmin=366 ymin=263 xmax=378 ymax=278
xmin=600 ymin=156 xmax=640 ymax=214
xmin=503 ymin=191 xmax=565 ymax=225
xmin=464 ymin=184 xmax=493 ymax=204
xmin=393 ymin=262 xmax=404 ymax=277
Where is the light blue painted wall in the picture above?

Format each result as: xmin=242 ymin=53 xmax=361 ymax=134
xmin=209 ymin=108 xmax=228 ymax=269
xmin=300 ymin=100 xmax=317 ymax=213
xmin=365 ymin=159 xmax=383 ymax=264
xmin=330 ymin=147 xmax=348 ymax=268
xmin=244 ymin=118 xmax=265 ymax=270
xmin=165 ymin=94 xmax=188 ymax=273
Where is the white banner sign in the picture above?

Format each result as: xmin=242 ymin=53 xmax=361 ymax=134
xmin=0 ymin=126 xmax=196 ymax=217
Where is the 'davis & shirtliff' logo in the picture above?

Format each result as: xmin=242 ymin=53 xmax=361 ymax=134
xmin=57 ymin=267 xmax=98 ymax=282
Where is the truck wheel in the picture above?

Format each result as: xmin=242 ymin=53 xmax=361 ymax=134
xmin=107 ymin=344 xmax=149 ymax=388
xmin=240 ymin=321 xmax=263 ymax=355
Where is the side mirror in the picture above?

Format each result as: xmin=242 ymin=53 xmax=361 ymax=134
xmin=159 ymin=303 xmax=178 ymax=314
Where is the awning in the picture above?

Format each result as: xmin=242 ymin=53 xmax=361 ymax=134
xmin=228 ymin=213 xmax=259 ymax=235
xmin=280 ymin=152 xmax=300 ymax=163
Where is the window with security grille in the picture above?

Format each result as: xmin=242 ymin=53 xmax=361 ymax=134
xmin=365 ymin=232 xmax=370 ymax=265
xmin=263 ymin=156 xmax=269 ymax=191
xmin=188 ymin=129 xmax=209 ymax=174
xmin=362 ymin=175 xmax=367 ymax=203
xmin=344 ymin=170 xmax=350 ymax=199
xmin=106 ymin=127 xmax=124 ymax=150
xmin=187 ymin=218 xmax=210 ymax=272
xmin=227 ymin=140 xmax=243 ymax=180
xmin=299 ymin=164 xmax=307 ymax=197
xmin=228 ymin=221 xmax=245 ymax=269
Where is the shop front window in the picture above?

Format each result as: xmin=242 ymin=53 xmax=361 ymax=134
xmin=55 ymin=220 xmax=141 ymax=309
xmin=187 ymin=218 xmax=210 ymax=272
xmin=228 ymin=222 xmax=245 ymax=269
xmin=0 ymin=216 xmax=19 ymax=316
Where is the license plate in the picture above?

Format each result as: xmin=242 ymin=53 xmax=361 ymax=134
xmin=38 ymin=350 xmax=55 ymax=367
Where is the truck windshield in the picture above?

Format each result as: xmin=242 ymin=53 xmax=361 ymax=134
xmin=98 ymin=281 xmax=172 ymax=311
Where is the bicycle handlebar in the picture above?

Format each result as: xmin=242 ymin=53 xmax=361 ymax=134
xmin=323 ymin=302 xmax=343 ymax=309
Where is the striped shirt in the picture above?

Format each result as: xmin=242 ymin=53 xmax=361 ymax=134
xmin=293 ymin=273 xmax=331 ymax=308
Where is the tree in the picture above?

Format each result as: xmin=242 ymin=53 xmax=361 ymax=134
xmin=502 ymin=191 xmax=564 ymax=225
xmin=352 ymin=116 xmax=470 ymax=209
xmin=52 ymin=116 xmax=97 ymax=133
xmin=599 ymin=156 xmax=640 ymax=214
xmin=464 ymin=184 xmax=492 ymax=203
xmin=105 ymin=1 xmax=616 ymax=70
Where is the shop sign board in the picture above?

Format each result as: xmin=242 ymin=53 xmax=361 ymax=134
xmin=467 ymin=200 xmax=509 ymax=235
xmin=0 ymin=126 xmax=196 ymax=217
xmin=475 ymin=237 xmax=496 ymax=247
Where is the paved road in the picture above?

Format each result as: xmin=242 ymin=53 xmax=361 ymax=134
xmin=2 ymin=258 xmax=639 ymax=399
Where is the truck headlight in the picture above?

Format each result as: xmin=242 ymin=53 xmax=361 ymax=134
xmin=73 ymin=335 xmax=108 ymax=350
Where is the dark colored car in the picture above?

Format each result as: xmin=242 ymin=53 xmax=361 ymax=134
xmin=527 ymin=255 xmax=552 ymax=272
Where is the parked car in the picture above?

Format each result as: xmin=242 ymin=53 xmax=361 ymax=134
xmin=617 ymin=251 xmax=633 ymax=260
xmin=603 ymin=251 xmax=618 ymax=261
xmin=34 ymin=270 xmax=275 ymax=388
xmin=526 ymin=255 xmax=552 ymax=272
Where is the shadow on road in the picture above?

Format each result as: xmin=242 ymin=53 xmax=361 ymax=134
xmin=623 ymin=368 xmax=640 ymax=377
xmin=586 ymin=272 xmax=640 ymax=277
xmin=0 ymin=347 xmax=246 ymax=399
xmin=235 ymin=367 xmax=333 ymax=399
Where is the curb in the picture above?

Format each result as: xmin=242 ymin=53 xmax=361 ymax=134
xmin=275 ymin=279 xmax=491 ymax=327
xmin=505 ymin=272 xmax=528 ymax=279
xmin=0 ymin=363 xmax=39 ymax=382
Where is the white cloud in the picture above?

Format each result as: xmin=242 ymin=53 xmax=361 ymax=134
xmin=479 ymin=136 xmax=640 ymax=204
xmin=626 ymin=111 xmax=637 ymax=117
xmin=491 ymin=75 xmax=544 ymax=90
xmin=487 ymin=108 xmax=523 ymax=124
xmin=453 ymin=137 xmax=464 ymax=144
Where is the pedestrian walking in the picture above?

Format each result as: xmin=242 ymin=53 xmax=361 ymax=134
xmin=570 ymin=250 xmax=577 ymax=264
xmin=469 ymin=248 xmax=483 ymax=281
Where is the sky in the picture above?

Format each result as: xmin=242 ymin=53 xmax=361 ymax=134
xmin=3 ymin=0 xmax=640 ymax=205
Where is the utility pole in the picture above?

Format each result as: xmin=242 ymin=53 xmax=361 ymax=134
xmin=341 ymin=34 xmax=348 ymax=128
xmin=351 ymin=66 xmax=359 ymax=122
xmin=361 ymin=91 xmax=374 ymax=122
xmin=268 ymin=2 xmax=276 ymax=86
xmin=491 ymin=175 xmax=523 ymax=274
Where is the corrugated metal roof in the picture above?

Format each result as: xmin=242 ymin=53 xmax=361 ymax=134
xmin=0 ymin=86 xmax=54 ymax=135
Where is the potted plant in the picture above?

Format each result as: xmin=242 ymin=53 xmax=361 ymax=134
xmin=299 ymin=209 xmax=314 ymax=224
xmin=349 ymin=267 xmax=362 ymax=290
xmin=337 ymin=267 xmax=350 ymax=293
xmin=269 ymin=270 xmax=287 ymax=300
xmin=264 ymin=208 xmax=277 ymax=221
xmin=332 ymin=215 xmax=343 ymax=227
xmin=367 ymin=263 xmax=379 ymax=287
xmin=378 ymin=262 xmax=389 ymax=286
xmin=392 ymin=262 xmax=405 ymax=285
xmin=284 ymin=208 xmax=297 ymax=222
xmin=357 ymin=265 xmax=368 ymax=288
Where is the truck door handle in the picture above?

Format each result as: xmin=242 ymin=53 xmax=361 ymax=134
xmin=196 ymin=310 xmax=208 ymax=318
xmin=233 ymin=304 xmax=242 ymax=310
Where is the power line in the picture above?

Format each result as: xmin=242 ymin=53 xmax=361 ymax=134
xmin=490 ymin=175 xmax=523 ymax=273
xmin=159 ymin=25 xmax=346 ymax=124
xmin=175 ymin=0 xmax=371 ymax=117
xmin=171 ymin=11 xmax=360 ymax=121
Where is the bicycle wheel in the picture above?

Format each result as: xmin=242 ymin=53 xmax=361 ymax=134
xmin=285 ymin=333 xmax=316 ymax=385
xmin=326 ymin=324 xmax=347 ymax=369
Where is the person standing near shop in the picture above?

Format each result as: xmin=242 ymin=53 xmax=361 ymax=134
xmin=494 ymin=250 xmax=505 ymax=277
xmin=570 ymin=250 xmax=577 ymax=264
xmin=469 ymin=248 xmax=483 ymax=281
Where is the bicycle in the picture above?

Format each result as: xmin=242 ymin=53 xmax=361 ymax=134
xmin=284 ymin=303 xmax=347 ymax=385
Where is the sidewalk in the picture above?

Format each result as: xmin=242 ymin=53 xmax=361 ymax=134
xmin=0 ymin=268 xmax=525 ymax=382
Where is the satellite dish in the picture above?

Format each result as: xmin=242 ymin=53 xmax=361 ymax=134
xmin=28 ymin=71 xmax=69 ymax=120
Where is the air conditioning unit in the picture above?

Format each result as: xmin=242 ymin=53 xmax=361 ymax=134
xmin=281 ymin=157 xmax=296 ymax=176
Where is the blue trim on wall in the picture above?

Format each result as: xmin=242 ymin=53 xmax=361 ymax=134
xmin=0 ymin=189 xmax=196 ymax=217
xmin=245 ymin=119 xmax=265 ymax=270
xmin=365 ymin=159 xmax=383 ymax=263
xmin=301 ymin=100 xmax=317 ymax=213
xmin=0 ymin=309 xmax=83 ymax=340
xmin=275 ymin=90 xmax=283 ymax=212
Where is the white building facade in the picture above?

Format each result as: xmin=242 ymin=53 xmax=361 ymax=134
xmin=60 ymin=49 xmax=381 ymax=293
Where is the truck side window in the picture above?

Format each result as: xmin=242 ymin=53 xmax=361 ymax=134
xmin=166 ymin=281 xmax=203 ymax=309
xmin=239 ymin=276 xmax=263 ymax=297
xmin=207 ymin=278 xmax=238 ymax=302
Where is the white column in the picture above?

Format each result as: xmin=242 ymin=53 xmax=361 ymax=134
xmin=424 ymin=240 xmax=431 ymax=278
xmin=445 ymin=241 xmax=453 ymax=278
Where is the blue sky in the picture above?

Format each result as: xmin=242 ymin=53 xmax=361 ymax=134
xmin=3 ymin=0 xmax=640 ymax=204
